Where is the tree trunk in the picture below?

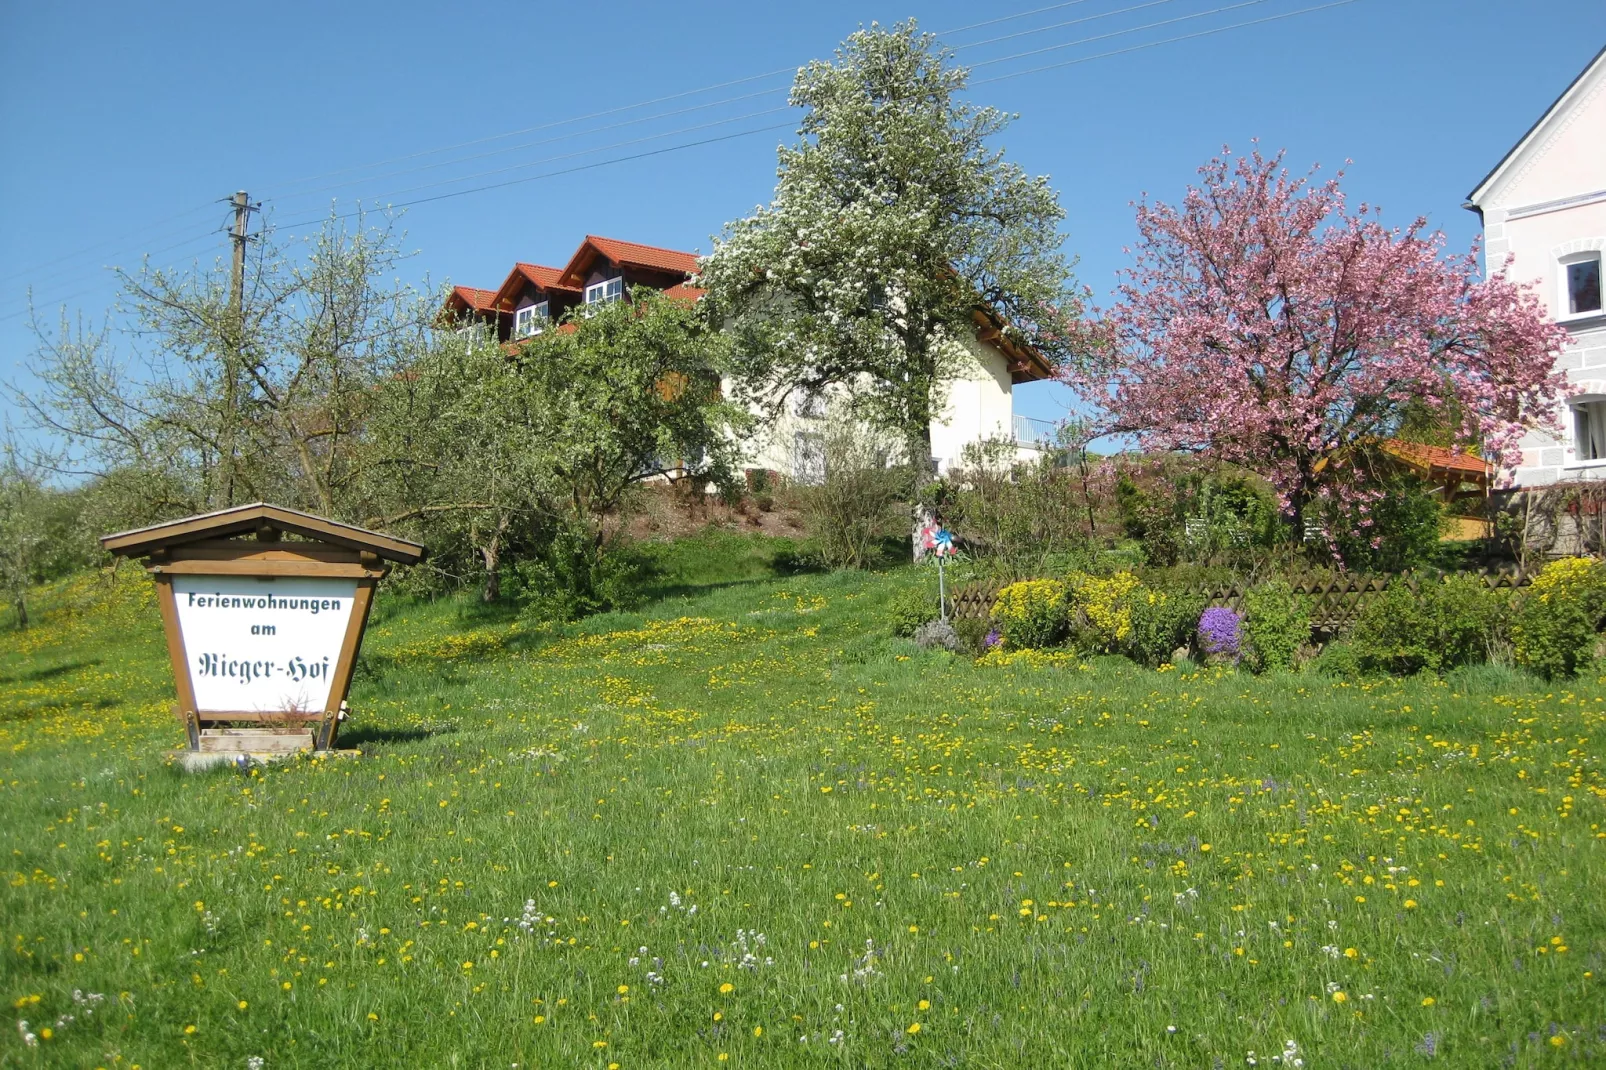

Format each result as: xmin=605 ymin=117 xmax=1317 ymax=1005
xmin=479 ymin=514 xmax=509 ymax=603
xmin=480 ymin=541 xmax=501 ymax=602
xmin=12 ymin=594 xmax=27 ymax=631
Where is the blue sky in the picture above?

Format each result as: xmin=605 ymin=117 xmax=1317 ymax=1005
xmin=2 ymin=0 xmax=1603 ymax=430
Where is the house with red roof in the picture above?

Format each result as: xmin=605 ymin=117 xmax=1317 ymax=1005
xmin=438 ymin=233 xmax=1056 ymax=481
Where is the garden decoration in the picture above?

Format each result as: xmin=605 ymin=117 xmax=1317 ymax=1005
xmin=101 ymin=503 xmax=426 ymax=764
xmin=920 ymin=524 xmax=956 ymax=621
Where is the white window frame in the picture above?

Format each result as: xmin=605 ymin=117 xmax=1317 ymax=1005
xmin=792 ymin=388 xmax=826 ymax=419
xmin=1560 ymin=251 xmax=1603 ymax=319
xmin=1569 ymin=394 xmax=1606 ymax=467
xmin=792 ymin=431 xmax=825 ymax=485
xmin=514 ymin=301 xmax=549 ymax=339
xmin=584 ymin=277 xmax=623 ymax=305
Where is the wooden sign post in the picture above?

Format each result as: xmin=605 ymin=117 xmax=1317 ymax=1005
xmin=101 ymin=504 xmax=425 ymax=761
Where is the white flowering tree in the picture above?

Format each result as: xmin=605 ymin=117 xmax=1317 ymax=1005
xmin=697 ymin=21 xmax=1083 ymax=553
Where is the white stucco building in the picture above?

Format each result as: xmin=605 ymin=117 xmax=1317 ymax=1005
xmin=1466 ymin=45 xmax=1606 ymax=487
xmin=736 ymin=324 xmax=1057 ymax=482
xmin=443 ymin=235 xmax=1059 ymax=483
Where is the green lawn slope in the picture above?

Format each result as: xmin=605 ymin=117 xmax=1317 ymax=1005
xmin=2 ymin=532 xmax=1602 ymax=1067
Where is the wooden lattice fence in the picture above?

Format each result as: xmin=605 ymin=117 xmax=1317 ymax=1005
xmin=950 ymin=567 xmax=1535 ymax=633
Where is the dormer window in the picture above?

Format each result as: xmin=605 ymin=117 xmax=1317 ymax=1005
xmin=585 ymin=277 xmax=623 ymax=305
xmin=514 ymin=301 xmax=548 ymax=339
xmin=1564 ymin=253 xmax=1602 ymax=317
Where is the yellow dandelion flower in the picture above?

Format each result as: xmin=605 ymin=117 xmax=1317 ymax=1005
xmin=1421 ymin=997 xmax=1435 ymax=1006
xmin=907 ymin=1022 xmax=921 ymax=1035
xmin=617 ymin=984 xmax=629 ymax=995
xmin=720 ymin=982 xmax=734 ymax=994
xmin=917 ymin=999 xmax=930 ymax=1011
xmin=1332 ymin=991 xmax=1348 ymax=1003
xmin=753 ymin=1026 xmax=763 ymax=1037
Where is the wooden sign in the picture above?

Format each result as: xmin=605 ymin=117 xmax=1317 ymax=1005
xmin=101 ymin=504 xmax=425 ymax=757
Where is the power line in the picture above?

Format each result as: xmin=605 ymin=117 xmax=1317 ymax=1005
xmin=3 ymin=0 xmax=1363 ymax=306
xmin=936 ymin=0 xmax=1099 ymax=38
xmin=266 ymin=0 xmax=1311 ymax=219
xmin=273 ymin=120 xmax=801 ymax=233
xmin=0 ymin=226 xmax=225 ymax=324
xmin=959 ymin=0 xmax=1181 ymax=50
xmin=972 ymin=0 xmax=1361 ymax=83
xmin=263 ymin=0 xmax=1189 ymax=211
xmin=0 ymin=198 xmax=221 ymax=288
xmin=972 ymin=0 xmax=1274 ymax=68
xmin=264 ymin=1 xmax=1106 ymax=194
xmin=268 ymin=68 xmax=801 ymax=195
xmin=272 ymin=89 xmax=790 ymax=206
xmin=271 ymin=105 xmax=793 ymax=228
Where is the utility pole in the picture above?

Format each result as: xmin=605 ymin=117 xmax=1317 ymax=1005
xmin=222 ymin=191 xmax=255 ymax=507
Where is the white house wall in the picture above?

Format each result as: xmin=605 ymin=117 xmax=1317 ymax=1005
xmin=722 ymin=336 xmax=1040 ymax=481
xmin=1472 ymin=50 xmax=1606 ymax=487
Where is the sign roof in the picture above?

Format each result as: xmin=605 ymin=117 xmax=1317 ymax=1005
xmin=101 ymin=503 xmax=427 ymax=564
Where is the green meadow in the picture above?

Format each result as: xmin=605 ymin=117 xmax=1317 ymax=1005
xmin=1 ymin=532 xmax=1602 ymax=1068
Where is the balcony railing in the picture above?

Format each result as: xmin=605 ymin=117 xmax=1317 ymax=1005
xmin=1012 ymin=414 xmax=1058 ymax=447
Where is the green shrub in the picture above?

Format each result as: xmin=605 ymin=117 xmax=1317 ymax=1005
xmin=1345 ymin=575 xmax=1509 ymax=677
xmin=888 ymin=586 xmax=938 ymax=639
xmin=1327 ymin=476 xmax=1447 ymax=572
xmin=952 ymin=616 xmax=992 ymax=656
xmin=1242 ymin=580 xmax=1311 ymax=673
xmin=1512 ymin=557 xmax=1606 ymax=679
xmin=1124 ymin=586 xmax=1205 ymax=668
xmin=1312 ymin=640 xmax=1361 ymax=679
xmin=989 ymin=579 xmax=1069 ymax=650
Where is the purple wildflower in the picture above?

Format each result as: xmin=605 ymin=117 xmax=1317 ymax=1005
xmin=1197 ymin=607 xmax=1242 ymax=657
xmin=983 ymin=628 xmax=1002 ymax=649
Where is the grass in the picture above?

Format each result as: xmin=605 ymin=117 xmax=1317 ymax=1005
xmin=1 ymin=533 xmax=1602 ymax=1067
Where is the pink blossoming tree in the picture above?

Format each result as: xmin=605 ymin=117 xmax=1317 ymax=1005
xmin=1068 ymin=148 xmax=1567 ymax=535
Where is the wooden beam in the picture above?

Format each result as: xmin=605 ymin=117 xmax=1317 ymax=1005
xmin=149 ymin=559 xmax=387 ymax=579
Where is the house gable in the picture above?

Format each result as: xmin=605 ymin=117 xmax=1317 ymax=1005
xmin=557 ymin=235 xmax=701 ymax=294
xmin=1468 ymin=45 xmax=1606 ymax=212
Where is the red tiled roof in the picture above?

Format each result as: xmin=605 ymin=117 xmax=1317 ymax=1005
xmin=662 ymin=282 xmax=706 ymax=303
xmin=451 ymin=286 xmax=497 ymax=312
xmin=1382 ymin=439 xmax=1494 ymax=479
xmin=491 ymin=262 xmax=578 ymax=311
xmin=586 ymin=236 xmax=700 ymax=275
xmin=512 ymin=262 xmax=577 ymax=292
xmin=558 ymin=235 xmax=700 ymax=289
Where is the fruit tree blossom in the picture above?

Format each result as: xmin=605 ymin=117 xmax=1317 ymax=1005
xmin=697 ymin=21 xmax=1084 ymax=558
xmin=1066 ymin=147 xmax=1567 ymax=528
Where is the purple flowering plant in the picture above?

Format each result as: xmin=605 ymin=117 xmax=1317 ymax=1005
xmin=1197 ymin=606 xmax=1242 ymax=658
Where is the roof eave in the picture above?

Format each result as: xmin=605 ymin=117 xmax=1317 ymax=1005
xmin=1467 ymin=43 xmax=1606 ymax=206
xmin=101 ymin=503 xmax=427 ymax=564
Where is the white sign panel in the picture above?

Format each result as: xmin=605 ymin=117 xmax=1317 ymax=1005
xmin=172 ymin=575 xmax=358 ymax=713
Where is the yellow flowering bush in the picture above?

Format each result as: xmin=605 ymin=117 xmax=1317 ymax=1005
xmin=1513 ymin=556 xmax=1606 ymax=679
xmin=1067 ymin=571 xmax=1141 ymax=651
xmin=989 ymin=579 xmax=1069 ymax=649
xmin=975 ymin=646 xmax=1083 ymax=669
